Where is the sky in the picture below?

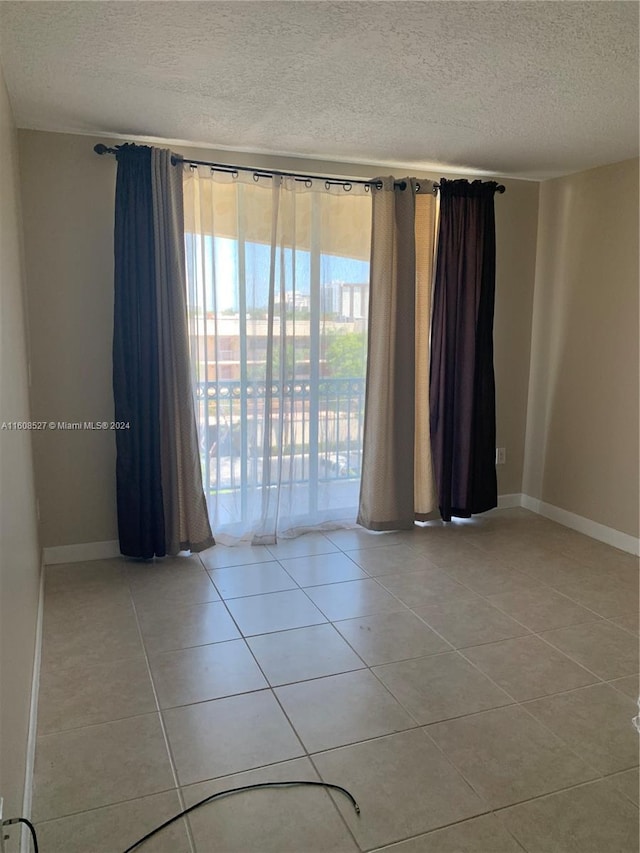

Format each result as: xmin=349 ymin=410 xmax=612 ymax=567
xmin=186 ymin=234 xmax=370 ymax=313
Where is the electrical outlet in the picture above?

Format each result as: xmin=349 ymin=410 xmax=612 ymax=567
xmin=495 ymin=447 xmax=506 ymax=465
xmin=1 ymin=825 xmax=19 ymax=853
xmin=0 ymin=798 xmax=19 ymax=853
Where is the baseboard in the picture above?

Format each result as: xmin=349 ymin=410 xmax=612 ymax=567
xmin=521 ymin=495 xmax=640 ymax=556
xmin=497 ymin=493 xmax=524 ymax=509
xmin=21 ymin=559 xmax=44 ymax=853
xmin=43 ymin=539 xmax=120 ymax=565
xmin=41 ymin=499 xmax=640 ymax=564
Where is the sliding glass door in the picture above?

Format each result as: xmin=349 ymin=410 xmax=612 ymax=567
xmin=183 ymin=167 xmax=371 ymax=542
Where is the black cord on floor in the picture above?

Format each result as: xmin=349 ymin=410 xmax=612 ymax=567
xmin=1 ymin=816 xmax=39 ymax=853
xmin=121 ymin=780 xmax=360 ymax=853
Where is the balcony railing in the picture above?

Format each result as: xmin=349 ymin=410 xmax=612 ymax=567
xmin=194 ymin=378 xmax=365 ymax=513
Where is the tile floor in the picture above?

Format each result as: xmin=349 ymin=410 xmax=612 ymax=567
xmin=32 ymin=509 xmax=639 ymax=852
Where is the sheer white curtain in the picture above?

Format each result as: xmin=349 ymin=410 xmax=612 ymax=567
xmin=183 ymin=165 xmax=372 ymax=543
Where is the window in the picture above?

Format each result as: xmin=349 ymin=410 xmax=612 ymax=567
xmin=184 ymin=168 xmax=371 ymax=541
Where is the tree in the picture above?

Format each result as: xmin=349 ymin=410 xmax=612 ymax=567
xmin=246 ymin=341 xmax=310 ymax=380
xmin=325 ymin=331 xmax=366 ymax=378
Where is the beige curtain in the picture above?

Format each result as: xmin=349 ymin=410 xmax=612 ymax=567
xmin=152 ymin=149 xmax=214 ymax=553
xmin=357 ymin=178 xmax=437 ymax=530
xmin=414 ymin=189 xmax=438 ymax=519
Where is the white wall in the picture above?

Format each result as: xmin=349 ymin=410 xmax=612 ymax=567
xmin=0 ymin=63 xmax=41 ymax=823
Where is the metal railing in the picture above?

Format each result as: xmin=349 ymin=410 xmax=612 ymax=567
xmin=195 ymin=378 xmax=365 ymax=514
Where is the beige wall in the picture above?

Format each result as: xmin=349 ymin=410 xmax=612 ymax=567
xmin=19 ymin=129 xmax=539 ymax=547
xmin=19 ymin=132 xmax=118 ymax=548
xmin=0 ymin=67 xmax=41 ymax=819
xmin=492 ymin=178 xmax=539 ymax=494
xmin=524 ymin=158 xmax=640 ymax=537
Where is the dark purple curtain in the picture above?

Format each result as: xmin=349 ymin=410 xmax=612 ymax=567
xmin=429 ymin=179 xmax=499 ymax=521
xmin=113 ymin=145 xmax=166 ymax=558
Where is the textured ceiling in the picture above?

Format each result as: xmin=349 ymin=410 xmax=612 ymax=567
xmin=0 ymin=1 xmax=638 ymax=179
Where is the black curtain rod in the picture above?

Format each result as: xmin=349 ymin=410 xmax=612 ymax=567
xmin=93 ymin=143 xmax=506 ymax=194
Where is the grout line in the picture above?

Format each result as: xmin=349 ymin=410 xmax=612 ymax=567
xmin=203 ymin=540 xmax=449 ymax=850
xmin=36 ymin=705 xmax=175 ymax=739
xmin=32 ymin=516 xmax=637 ymax=853
xmin=391 ymin=536 xmax=637 ymax=682
xmin=307 ymin=539 xmax=636 ymax=802
xmin=33 ymin=785 xmax=191 ymax=828
xmin=490 ymin=773 xmax=633 ymax=815
xmin=305 ymin=751 xmax=371 ymax=852
xmin=128 ymin=586 xmax=198 ymax=853
xmin=419 ymin=715 xmax=604 ymax=816
xmin=363 ymin=812 xmax=529 ymax=853
xmin=187 ymin=583 xmax=312 ymax=757
xmin=514 ymin=697 xmax=634 ymax=781
xmin=200 ymin=593 xmax=365 ymax=850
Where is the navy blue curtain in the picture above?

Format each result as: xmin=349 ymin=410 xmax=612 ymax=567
xmin=113 ymin=145 xmax=166 ymax=558
xmin=429 ymin=179 xmax=499 ymax=521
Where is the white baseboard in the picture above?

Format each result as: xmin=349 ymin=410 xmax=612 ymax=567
xmin=21 ymin=559 xmax=44 ymax=853
xmin=42 ymin=498 xmax=640 ymax=564
xmin=43 ymin=539 xmax=120 ymax=565
xmin=521 ymin=495 xmax=640 ymax=556
xmin=497 ymin=493 xmax=524 ymax=509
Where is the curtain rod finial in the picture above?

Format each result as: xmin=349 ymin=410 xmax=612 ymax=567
xmin=94 ymin=143 xmax=116 ymax=156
